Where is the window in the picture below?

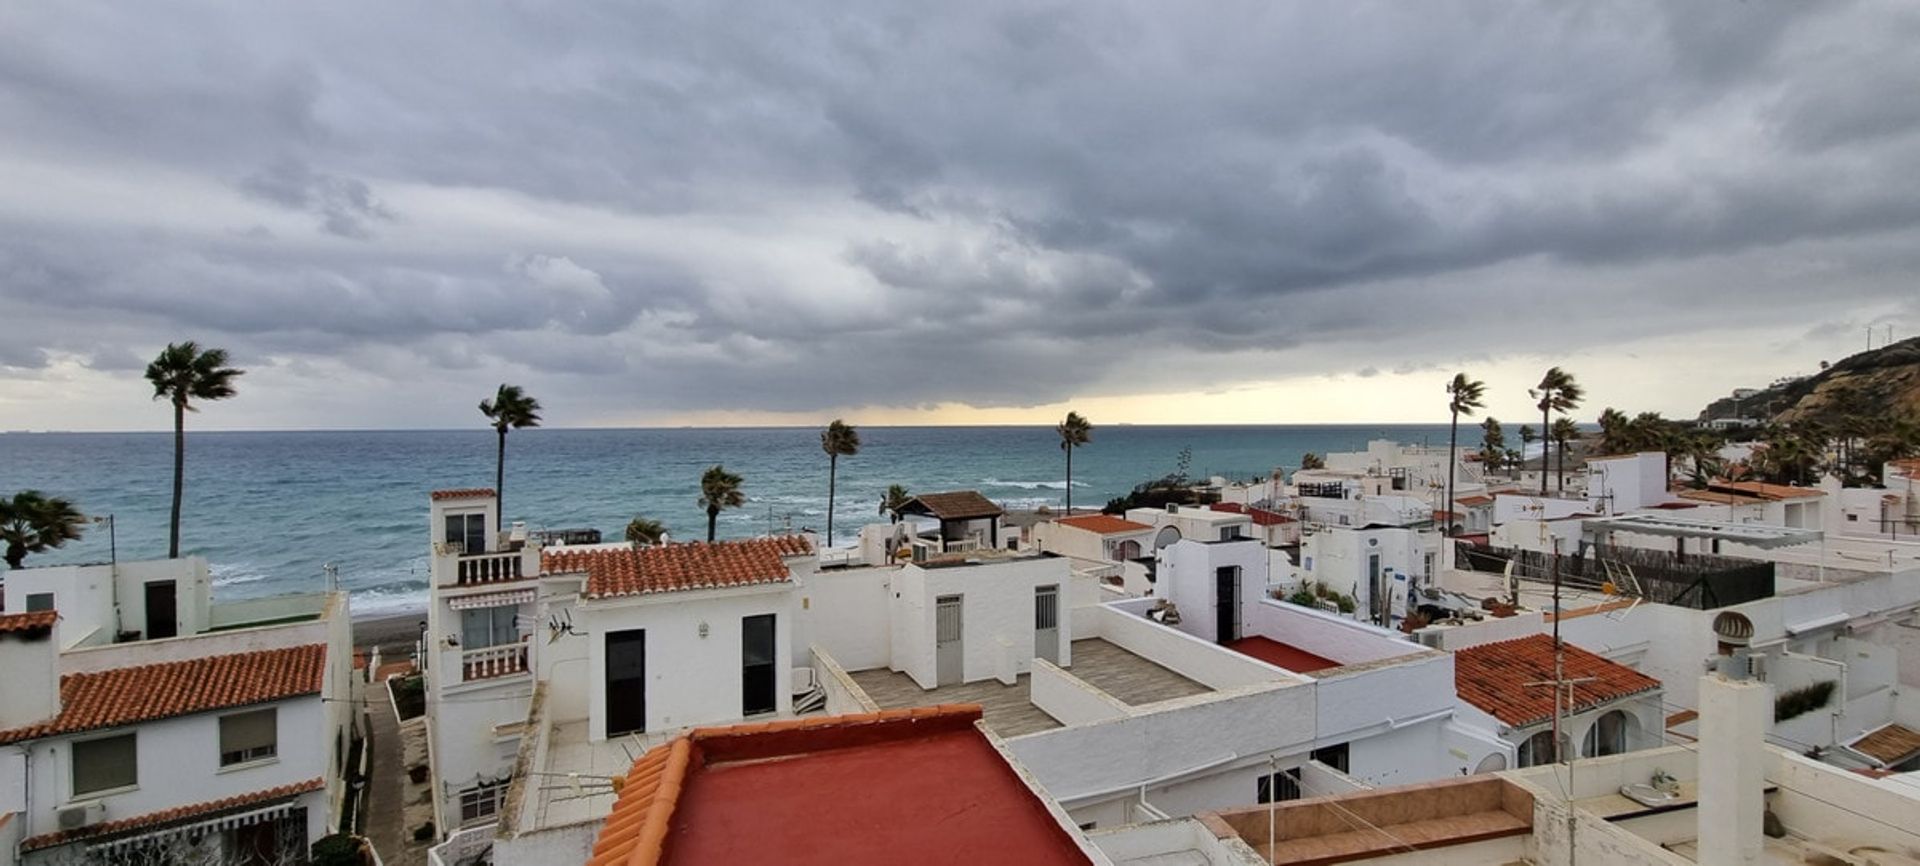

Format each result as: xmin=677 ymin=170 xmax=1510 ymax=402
xmin=220 ymin=708 xmax=278 ymax=767
xmin=72 ymin=733 xmax=137 ymax=796
xmin=459 ymin=781 xmax=506 ymax=825
xmin=444 ymin=513 xmax=486 ymax=553
xmin=1219 ymin=526 xmax=1240 ymax=541
xmin=461 ymin=606 xmax=518 ymax=649
xmin=1311 ymin=743 xmax=1349 ymax=774
xmin=1256 ymin=768 xmax=1302 ymax=804
xmin=25 ymin=592 xmax=54 ymax=612
xmin=1583 ymin=710 xmax=1630 ymax=758
xmin=1516 ymin=729 xmax=1565 ymax=768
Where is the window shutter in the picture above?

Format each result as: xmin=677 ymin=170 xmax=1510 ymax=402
xmin=73 ymin=734 xmax=137 ymax=795
xmin=220 ymin=708 xmax=277 ymax=764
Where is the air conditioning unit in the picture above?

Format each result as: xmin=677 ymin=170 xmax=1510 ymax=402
xmin=1417 ymin=630 xmax=1445 ymax=649
xmin=58 ymin=801 xmax=104 ymax=830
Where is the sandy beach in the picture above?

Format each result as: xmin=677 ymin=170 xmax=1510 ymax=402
xmin=354 ymin=611 xmax=431 ymax=656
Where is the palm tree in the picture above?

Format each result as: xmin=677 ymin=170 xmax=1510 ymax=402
xmin=820 ymin=420 xmax=860 ymax=547
xmin=624 ymin=516 xmax=668 ymax=547
xmin=1480 ymin=417 xmax=1506 ymax=478
xmin=1444 ymin=374 xmax=1486 ymax=538
xmin=479 ymin=384 xmax=542 ymax=530
xmin=1550 ymin=417 xmax=1581 ymax=492
xmin=145 ymin=342 xmax=243 ymax=558
xmin=699 ymin=465 xmax=746 ymax=542
xmin=1056 ymin=411 xmax=1093 ymax=515
xmin=1595 ymin=408 xmax=1630 ymax=455
xmin=878 ymin=484 xmax=911 ymax=523
xmin=1530 ymin=367 xmax=1584 ymax=494
xmin=1519 ymin=426 xmax=1537 ymax=472
xmin=0 ymin=491 xmax=86 ymax=570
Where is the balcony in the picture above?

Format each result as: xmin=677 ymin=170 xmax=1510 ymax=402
xmin=462 ymin=643 xmax=529 ymax=681
xmin=455 ymin=550 xmax=525 ymax=585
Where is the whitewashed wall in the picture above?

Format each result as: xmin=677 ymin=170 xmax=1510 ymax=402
xmin=580 ymin=584 xmax=796 ymax=739
xmin=1090 ymin=604 xmax=1286 ymax=690
xmin=796 ymin=567 xmax=893 ymax=672
xmin=1248 ymin=599 xmax=1421 ymax=666
xmin=4 ymin=557 xmax=212 ymax=648
xmin=886 ymin=557 xmax=1072 ymax=688
xmin=1157 ymin=538 xmax=1268 ymax=644
xmin=18 ymin=697 xmax=328 ymax=844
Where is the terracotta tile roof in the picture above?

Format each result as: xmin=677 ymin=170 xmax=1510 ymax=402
xmin=545 ymin=536 xmax=812 ymax=600
xmin=431 ymin=487 xmax=496 ymax=501
xmin=20 ymin=778 xmax=323 ymax=852
xmin=1057 ymin=514 xmax=1152 ymax=535
xmin=1707 ymin=480 xmax=1825 ymax=501
xmin=1455 ymin=494 xmax=1495 ymax=507
xmin=0 ymin=610 xmax=58 ymax=635
xmin=0 ymin=644 xmax=328 ymax=745
xmin=1851 ymin=723 xmax=1920 ymax=766
xmin=588 ymin=705 xmax=1091 ymax=866
xmin=897 ymin=490 xmax=1004 ymax=521
xmin=1676 ymin=489 xmax=1770 ymax=506
xmin=1453 ymin=634 xmax=1660 ymax=728
xmin=1210 ymin=502 xmax=1295 ymax=525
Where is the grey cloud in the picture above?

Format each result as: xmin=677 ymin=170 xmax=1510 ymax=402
xmin=2 ymin=2 xmax=1920 ymax=425
xmin=240 ymin=159 xmax=393 ymax=239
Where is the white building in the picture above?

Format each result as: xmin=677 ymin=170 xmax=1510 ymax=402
xmin=1124 ymin=504 xmax=1254 ymax=550
xmin=1448 ymin=633 xmax=1666 ymax=771
xmin=1031 ymin=514 xmax=1155 ymax=567
xmin=0 ymin=557 xmax=353 ymax=866
xmin=1297 ymin=524 xmax=1439 ymax=628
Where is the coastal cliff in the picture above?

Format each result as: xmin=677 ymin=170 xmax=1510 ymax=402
xmin=1700 ymin=336 xmax=1920 ymax=423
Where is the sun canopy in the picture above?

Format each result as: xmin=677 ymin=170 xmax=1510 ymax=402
xmin=1581 ymin=513 xmax=1822 ymax=549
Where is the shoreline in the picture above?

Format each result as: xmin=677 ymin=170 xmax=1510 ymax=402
xmin=354 ymin=610 xmax=430 ymax=656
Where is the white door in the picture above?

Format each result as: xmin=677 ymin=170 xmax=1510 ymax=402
xmin=1034 ymin=585 xmax=1060 ymax=664
xmin=936 ymin=595 xmax=964 ymax=686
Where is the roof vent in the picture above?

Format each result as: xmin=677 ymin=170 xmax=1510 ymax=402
xmin=1712 ymin=611 xmax=1756 ymax=680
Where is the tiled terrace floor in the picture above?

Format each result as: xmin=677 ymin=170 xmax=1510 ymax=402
xmin=848 ymin=638 xmax=1210 ymax=737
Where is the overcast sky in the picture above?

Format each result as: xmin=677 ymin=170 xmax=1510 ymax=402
xmin=3 ymin=2 xmax=1917 ymax=431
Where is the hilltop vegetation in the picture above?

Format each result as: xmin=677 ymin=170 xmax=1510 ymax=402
xmin=1700 ymin=336 xmax=1920 ymax=424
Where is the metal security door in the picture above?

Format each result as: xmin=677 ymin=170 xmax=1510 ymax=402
xmin=1215 ymin=566 xmax=1239 ymax=644
xmin=1034 ymin=586 xmax=1060 ymax=664
xmin=935 ymin=595 xmax=964 ymax=686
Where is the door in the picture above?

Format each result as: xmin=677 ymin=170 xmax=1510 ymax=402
xmin=144 ymin=580 xmax=178 ymax=639
xmin=1214 ymin=567 xmax=1239 ymax=644
xmin=935 ymin=595 xmax=963 ymax=686
xmin=1034 ymin=586 xmax=1060 ymax=664
xmin=1367 ymin=553 xmax=1384 ymax=624
xmin=741 ymin=614 xmax=777 ymax=716
xmin=605 ymin=630 xmax=647 ymax=736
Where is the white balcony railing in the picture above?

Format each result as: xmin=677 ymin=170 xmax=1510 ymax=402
xmin=455 ymin=550 xmax=526 ymax=585
xmin=461 ymin=643 xmax=528 ymax=681
xmin=427 ymin=822 xmax=495 ymax=866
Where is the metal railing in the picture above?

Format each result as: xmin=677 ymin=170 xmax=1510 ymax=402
xmin=455 ymin=551 xmax=525 ymax=585
xmin=461 ymin=644 xmax=529 ymax=681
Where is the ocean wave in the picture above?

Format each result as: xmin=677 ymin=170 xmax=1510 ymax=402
xmin=979 ymin=478 xmax=1087 ymax=490
xmin=349 ymin=585 xmax=429 ymax=616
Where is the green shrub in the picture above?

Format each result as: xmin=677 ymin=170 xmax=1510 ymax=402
xmin=1335 ymin=594 xmax=1356 ymax=614
xmin=390 ymin=674 xmax=426 ymax=720
xmin=1287 ymin=589 xmax=1317 ymax=607
xmin=1774 ymin=680 xmax=1836 ymax=722
xmin=312 ymin=834 xmax=367 ymax=866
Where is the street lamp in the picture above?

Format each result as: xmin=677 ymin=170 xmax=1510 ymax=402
xmin=90 ymin=514 xmax=116 ymax=568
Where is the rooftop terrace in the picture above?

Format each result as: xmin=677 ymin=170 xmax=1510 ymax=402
xmin=849 ymin=638 xmax=1210 ymax=737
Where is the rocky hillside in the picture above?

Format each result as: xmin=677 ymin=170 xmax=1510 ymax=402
xmin=1699 ymin=336 xmax=1920 ymax=423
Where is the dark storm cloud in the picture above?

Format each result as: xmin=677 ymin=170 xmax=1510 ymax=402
xmin=2 ymin=1 xmax=1920 ymax=424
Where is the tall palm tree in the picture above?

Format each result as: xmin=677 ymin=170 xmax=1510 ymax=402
xmin=699 ymin=465 xmax=746 ymax=542
xmin=1445 ymin=374 xmax=1486 ymax=537
xmin=0 ymin=491 xmax=86 ymax=570
xmin=1519 ymin=426 xmax=1537 ymax=471
xmin=479 ymin=384 xmax=542 ymax=530
xmin=1530 ymin=367 xmax=1584 ymax=494
xmin=1480 ymin=417 xmax=1506 ymax=478
xmin=624 ymin=516 xmax=668 ymax=547
xmin=1595 ymin=408 xmax=1630 ymax=455
xmin=878 ymin=484 xmax=911 ymax=523
xmin=820 ymin=420 xmax=860 ymax=547
xmin=1056 ymin=411 xmax=1093 ymax=515
xmin=1550 ymin=417 xmax=1581 ymax=492
xmin=145 ymin=342 xmax=243 ymax=559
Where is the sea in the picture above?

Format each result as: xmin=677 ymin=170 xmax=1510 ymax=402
xmin=0 ymin=425 xmax=1456 ymax=616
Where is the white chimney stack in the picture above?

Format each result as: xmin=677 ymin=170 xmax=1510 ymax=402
xmin=1698 ymin=612 xmax=1766 ymax=866
xmin=0 ymin=613 xmax=62 ymax=730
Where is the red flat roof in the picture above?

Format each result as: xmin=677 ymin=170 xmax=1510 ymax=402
xmin=1226 ymin=636 xmax=1340 ymax=674
xmin=588 ymin=706 xmax=1092 ymax=866
xmin=1058 ymin=514 xmax=1153 ymax=535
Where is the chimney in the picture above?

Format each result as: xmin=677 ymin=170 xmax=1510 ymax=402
xmin=1698 ymin=611 xmax=1765 ymax=866
xmin=0 ymin=612 xmax=61 ymax=730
